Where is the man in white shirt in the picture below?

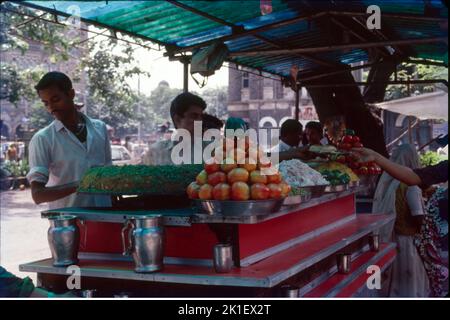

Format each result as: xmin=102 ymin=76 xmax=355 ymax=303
xmin=143 ymin=92 xmax=205 ymax=165
xmin=27 ymin=72 xmax=111 ymax=209
xmin=271 ymin=119 xmax=303 ymax=153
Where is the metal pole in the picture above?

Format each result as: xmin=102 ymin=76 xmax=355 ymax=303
xmin=138 ymin=75 xmax=142 ymax=143
xmin=230 ymin=37 xmax=447 ymax=57
xmin=183 ymin=61 xmax=189 ymax=93
xmin=298 ymin=79 xmax=448 ymax=88
xmin=295 ymin=88 xmax=300 ymax=121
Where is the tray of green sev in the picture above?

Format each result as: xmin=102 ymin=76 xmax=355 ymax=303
xmin=77 ymin=164 xmax=203 ymax=196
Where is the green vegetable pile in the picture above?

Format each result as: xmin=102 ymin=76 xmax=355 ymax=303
xmin=289 ymin=187 xmax=312 ymax=197
xmin=78 ymin=164 xmax=203 ymax=195
xmin=319 ymin=169 xmax=350 ymax=186
xmin=419 ymin=151 xmax=447 ymax=167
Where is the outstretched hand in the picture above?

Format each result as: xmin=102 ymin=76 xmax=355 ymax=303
xmin=351 ymin=147 xmax=379 ymax=163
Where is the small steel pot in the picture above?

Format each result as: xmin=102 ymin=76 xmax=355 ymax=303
xmin=369 ymin=234 xmax=380 ymax=252
xmin=337 ymin=253 xmax=352 ymax=274
xmin=81 ymin=289 xmax=96 ymax=298
xmin=280 ymin=285 xmax=300 ymax=297
xmin=213 ymin=243 xmax=234 ymax=273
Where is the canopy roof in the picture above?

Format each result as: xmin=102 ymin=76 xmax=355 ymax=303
xmin=374 ymin=90 xmax=448 ymax=120
xmin=19 ymin=0 xmax=448 ymax=80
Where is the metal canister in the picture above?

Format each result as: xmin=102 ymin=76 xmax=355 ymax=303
xmin=81 ymin=289 xmax=96 ymax=298
xmin=337 ymin=253 xmax=352 ymax=274
xmin=280 ymin=284 xmax=300 ymax=297
xmin=369 ymin=234 xmax=380 ymax=252
xmin=213 ymin=243 xmax=234 ymax=273
xmin=121 ymin=215 xmax=165 ymax=273
xmin=47 ymin=215 xmax=80 ymax=267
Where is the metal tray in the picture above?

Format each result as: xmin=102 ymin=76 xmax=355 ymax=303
xmin=283 ymin=193 xmax=312 ymax=206
xmin=349 ymin=180 xmax=360 ymax=188
xmin=324 ymin=184 xmax=349 ymax=193
xmin=193 ymin=198 xmax=284 ymax=216
xmin=303 ymin=184 xmax=328 ymax=198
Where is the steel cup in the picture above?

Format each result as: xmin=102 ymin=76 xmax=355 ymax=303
xmin=337 ymin=253 xmax=352 ymax=274
xmin=369 ymin=234 xmax=380 ymax=252
xmin=213 ymin=243 xmax=234 ymax=273
xmin=280 ymin=284 xmax=300 ymax=297
xmin=81 ymin=289 xmax=96 ymax=298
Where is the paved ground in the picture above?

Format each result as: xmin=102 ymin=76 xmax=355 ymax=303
xmin=0 ymin=189 xmax=49 ymax=283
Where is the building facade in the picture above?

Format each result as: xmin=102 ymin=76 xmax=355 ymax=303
xmin=1 ymin=28 xmax=87 ymax=141
xmin=227 ymin=65 xmax=319 ymax=131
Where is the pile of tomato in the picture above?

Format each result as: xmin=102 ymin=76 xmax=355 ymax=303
xmin=336 ymin=130 xmax=364 ymax=151
xmin=335 ymin=130 xmax=382 ymax=175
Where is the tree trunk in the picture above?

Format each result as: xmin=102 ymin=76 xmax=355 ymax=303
xmin=304 ymin=61 xmax=394 ymax=157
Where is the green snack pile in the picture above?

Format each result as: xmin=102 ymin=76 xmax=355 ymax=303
xmin=78 ymin=164 xmax=203 ymax=195
xmin=319 ymin=169 xmax=350 ymax=186
xmin=289 ymin=187 xmax=312 ymax=197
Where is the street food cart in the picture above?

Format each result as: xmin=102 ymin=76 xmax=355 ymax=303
xmin=20 ymin=184 xmax=395 ymax=297
xmin=15 ymin=0 xmax=447 ymax=298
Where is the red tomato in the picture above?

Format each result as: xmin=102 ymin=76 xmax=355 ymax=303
xmin=342 ymin=135 xmax=353 ymax=144
xmin=359 ymin=166 xmax=369 ymax=175
xmin=368 ymin=167 xmax=377 ymax=175
xmin=341 ymin=143 xmax=352 ymax=150
xmin=349 ymin=162 xmax=360 ymax=170
xmin=336 ymin=155 xmax=346 ymax=163
xmin=353 ymin=142 xmax=363 ymax=148
xmin=352 ymin=136 xmax=360 ymax=143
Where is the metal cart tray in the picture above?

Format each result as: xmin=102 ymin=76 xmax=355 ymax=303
xmin=193 ymin=199 xmax=284 ymax=216
xmin=324 ymin=184 xmax=349 ymax=193
xmin=349 ymin=180 xmax=360 ymax=188
xmin=283 ymin=193 xmax=312 ymax=206
xmin=303 ymin=185 xmax=328 ymax=198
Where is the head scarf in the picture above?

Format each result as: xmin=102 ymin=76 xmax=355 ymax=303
xmin=372 ymin=144 xmax=421 ymax=241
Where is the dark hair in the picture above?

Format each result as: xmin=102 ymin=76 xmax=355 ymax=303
xmin=170 ymin=92 xmax=206 ymax=125
xmin=35 ymin=71 xmax=73 ymax=93
xmin=203 ymin=113 xmax=223 ymax=131
xmin=305 ymin=121 xmax=323 ymax=135
xmin=280 ymin=119 xmax=303 ymax=137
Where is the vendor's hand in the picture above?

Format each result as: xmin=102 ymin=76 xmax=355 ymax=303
xmin=291 ymin=147 xmax=315 ymax=160
xmin=423 ymin=186 xmax=438 ymax=199
xmin=351 ymin=147 xmax=379 ymax=163
xmin=64 ymin=181 xmax=79 ymax=189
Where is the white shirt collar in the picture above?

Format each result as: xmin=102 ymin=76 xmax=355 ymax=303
xmin=52 ymin=112 xmax=90 ymax=132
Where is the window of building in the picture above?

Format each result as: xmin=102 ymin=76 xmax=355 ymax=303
xmin=274 ymin=80 xmax=284 ymax=99
xmin=242 ymin=72 xmax=249 ymax=88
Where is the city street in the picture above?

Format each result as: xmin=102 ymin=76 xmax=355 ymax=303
xmin=0 ymin=189 xmax=49 ymax=283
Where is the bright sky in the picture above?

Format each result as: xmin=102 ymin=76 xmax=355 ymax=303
xmin=125 ymin=46 xmax=229 ymax=94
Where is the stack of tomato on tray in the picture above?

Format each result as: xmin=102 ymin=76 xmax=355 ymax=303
xmin=186 ymin=138 xmax=291 ymax=202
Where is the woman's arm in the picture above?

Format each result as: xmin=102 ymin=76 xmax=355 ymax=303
xmin=352 ymin=147 xmax=422 ymax=186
